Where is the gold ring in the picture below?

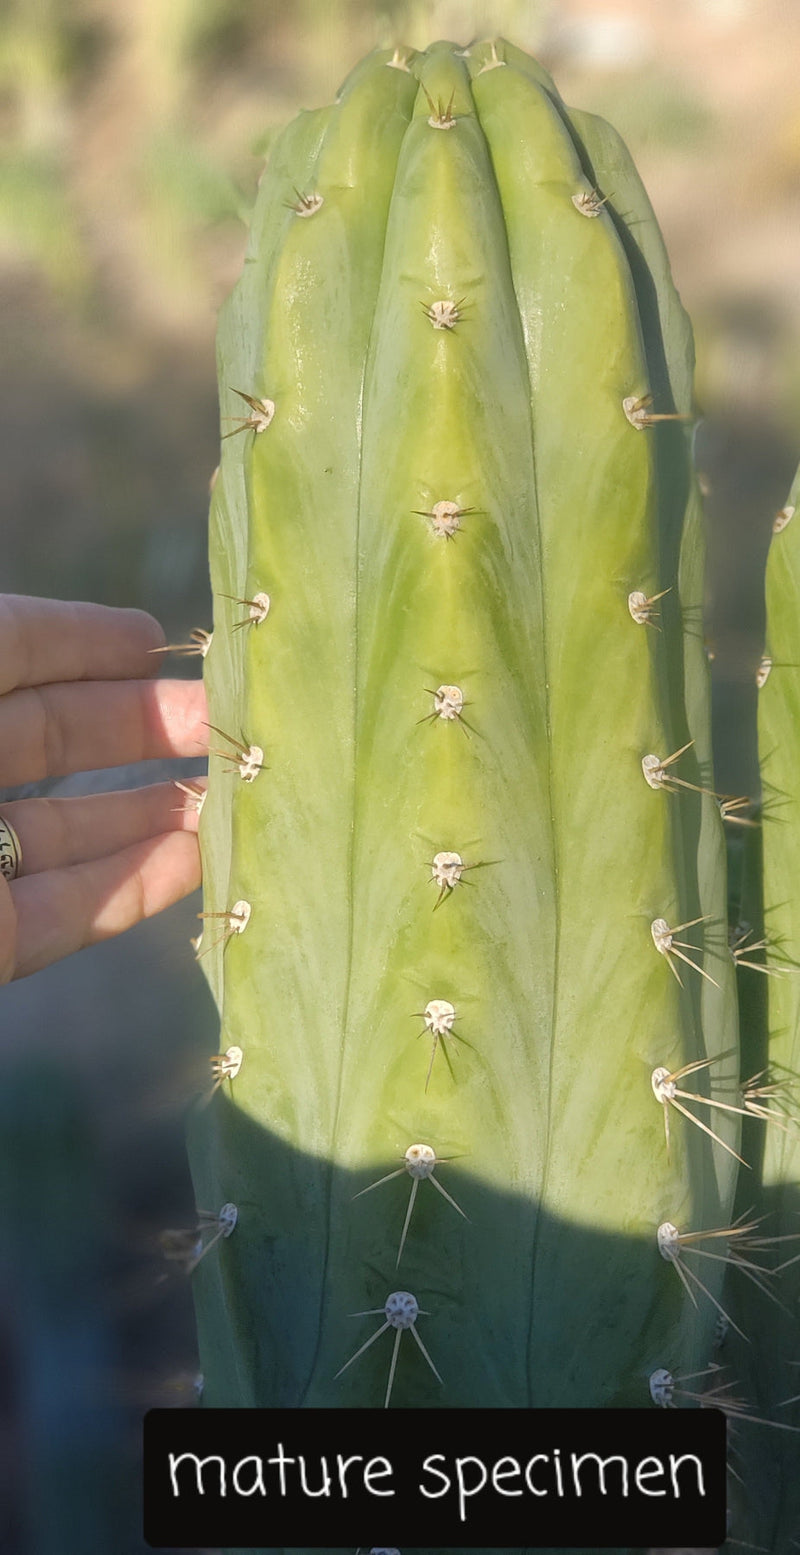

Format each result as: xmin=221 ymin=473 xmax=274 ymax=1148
xmin=0 ymin=815 xmax=22 ymax=882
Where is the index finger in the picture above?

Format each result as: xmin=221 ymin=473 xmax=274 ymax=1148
xmin=0 ymin=595 xmax=167 ymax=696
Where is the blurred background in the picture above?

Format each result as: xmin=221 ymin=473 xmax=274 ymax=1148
xmin=0 ymin=0 xmax=798 ymax=1550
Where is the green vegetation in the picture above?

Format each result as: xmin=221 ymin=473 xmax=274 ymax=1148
xmin=189 ymin=36 xmax=797 ymax=1554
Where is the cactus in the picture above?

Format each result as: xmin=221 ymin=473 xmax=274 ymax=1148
xmin=720 ymin=463 xmax=800 ymax=1550
xmin=183 ymin=33 xmax=798 ymax=1546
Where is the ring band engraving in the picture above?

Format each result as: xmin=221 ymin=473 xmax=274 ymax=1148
xmin=0 ymin=816 xmax=22 ymax=881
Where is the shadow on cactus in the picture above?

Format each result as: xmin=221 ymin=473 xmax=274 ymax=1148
xmin=174 ymin=35 xmax=800 ymax=1555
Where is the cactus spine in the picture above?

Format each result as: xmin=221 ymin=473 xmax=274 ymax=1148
xmin=188 ymin=35 xmax=795 ymax=1528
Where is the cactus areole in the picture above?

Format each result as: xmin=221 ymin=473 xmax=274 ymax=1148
xmin=191 ymin=37 xmax=742 ymax=1429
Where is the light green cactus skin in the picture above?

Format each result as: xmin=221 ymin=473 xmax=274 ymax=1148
xmin=723 ymin=463 xmax=800 ymax=1553
xmin=189 ymin=35 xmax=741 ymax=1470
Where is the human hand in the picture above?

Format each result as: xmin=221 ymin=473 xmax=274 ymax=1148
xmin=0 ymin=595 xmax=208 ymax=982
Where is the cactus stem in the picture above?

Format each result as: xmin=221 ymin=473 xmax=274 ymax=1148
xmin=421 ymin=299 xmax=466 ymax=329
xmin=221 ymin=390 xmax=276 ymax=439
xmin=651 ymin=915 xmax=720 ymax=988
xmin=219 ymin=590 xmax=271 ymax=629
xmin=171 ymin=778 xmax=207 ymax=815
xmin=285 ymin=188 xmax=324 ymax=217
xmin=334 ymin=1291 xmax=442 ymax=1408
xmin=195 ymin=33 xmax=749 ymax=1426
xmin=623 ymin=393 xmax=693 ymax=430
xmin=148 ymin=628 xmax=212 ymax=658
xmin=204 ymin=723 xmax=264 ymax=780
xmin=628 ymin=586 xmax=671 ymax=626
xmin=572 ymin=187 xmax=611 ymax=217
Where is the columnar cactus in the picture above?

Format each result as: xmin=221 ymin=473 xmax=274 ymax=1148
xmin=184 ymin=33 xmax=796 ymax=1529
xmin=720 ymin=463 xmax=800 ymax=1550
